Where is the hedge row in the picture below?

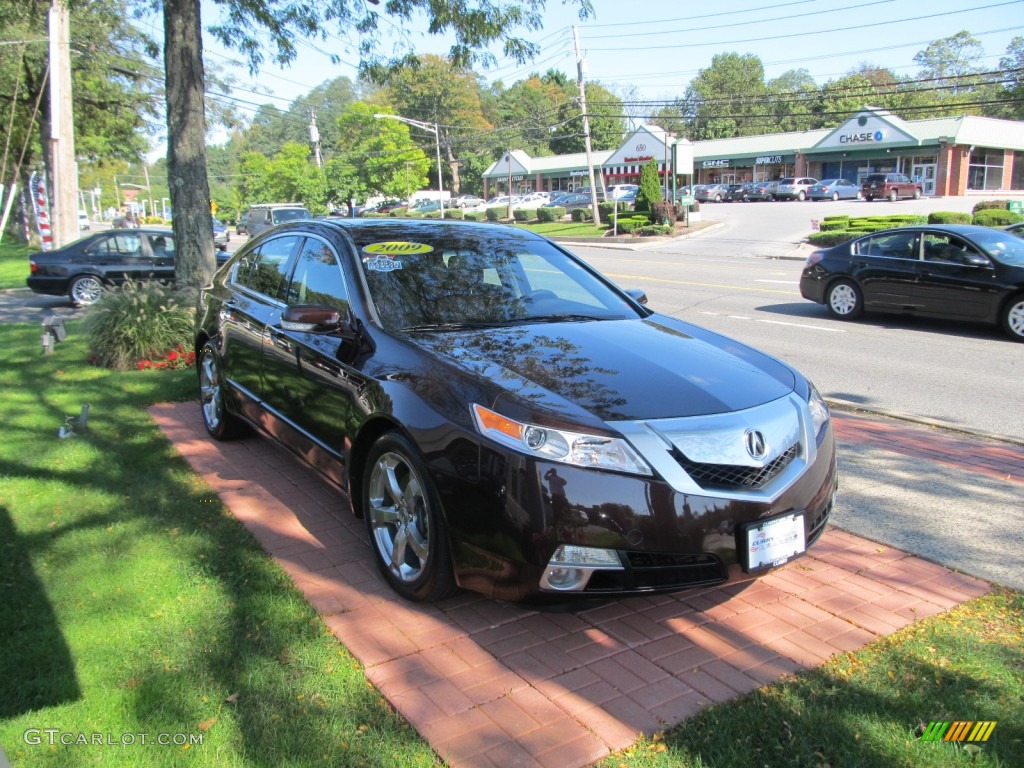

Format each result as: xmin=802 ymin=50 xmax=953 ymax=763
xmin=807 ymin=209 xmax=1023 ymax=247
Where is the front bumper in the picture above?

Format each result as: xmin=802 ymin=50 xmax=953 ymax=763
xmin=439 ymin=416 xmax=838 ymax=602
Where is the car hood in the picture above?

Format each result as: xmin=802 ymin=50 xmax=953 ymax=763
xmin=405 ymin=316 xmax=797 ymax=424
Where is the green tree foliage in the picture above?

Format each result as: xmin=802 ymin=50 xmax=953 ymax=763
xmin=0 ymin=0 xmax=157 ymax=200
xmin=550 ymin=81 xmax=625 ymax=154
xmin=635 ymin=159 xmax=662 ymax=213
xmin=383 ymin=55 xmax=492 ymax=194
xmin=997 ymin=37 xmax=1024 ymax=119
xmin=326 ymin=102 xmax=431 ymax=204
xmin=487 ymin=71 xmax=569 ymax=156
xmin=682 ymin=52 xmax=769 ymax=139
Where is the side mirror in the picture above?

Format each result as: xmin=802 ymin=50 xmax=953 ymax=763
xmin=280 ymin=304 xmax=342 ymax=333
xmin=625 ymin=288 xmax=648 ymax=306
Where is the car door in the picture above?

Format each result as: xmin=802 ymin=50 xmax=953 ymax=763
xmin=851 ymin=229 xmax=923 ymax=310
xmin=917 ymin=233 xmax=999 ymax=320
xmin=83 ymin=232 xmax=145 ymax=285
xmin=260 ymin=235 xmax=364 ymax=484
xmin=220 ymin=234 xmax=302 ymax=426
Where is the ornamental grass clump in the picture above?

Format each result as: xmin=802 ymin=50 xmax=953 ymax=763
xmin=81 ymin=279 xmax=196 ymax=371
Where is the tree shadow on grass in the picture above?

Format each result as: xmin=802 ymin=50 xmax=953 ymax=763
xmin=0 ymin=506 xmax=81 ymax=718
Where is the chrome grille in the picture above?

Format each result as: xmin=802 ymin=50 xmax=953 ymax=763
xmin=675 ymin=442 xmax=799 ymax=490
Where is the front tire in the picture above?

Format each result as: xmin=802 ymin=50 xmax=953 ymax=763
xmin=888 ymin=189 xmax=898 ymax=202
xmin=826 ymin=280 xmax=863 ymax=320
xmin=364 ymin=432 xmax=456 ymax=602
xmin=68 ymin=275 xmax=103 ymax=306
xmin=1002 ymin=295 xmax=1024 ymax=341
xmin=198 ymin=343 xmax=248 ymax=440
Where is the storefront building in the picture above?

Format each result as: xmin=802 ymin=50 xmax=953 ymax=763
xmin=481 ymin=107 xmax=1024 ymax=198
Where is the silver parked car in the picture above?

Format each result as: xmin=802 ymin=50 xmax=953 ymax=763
xmin=808 ymin=179 xmax=863 ymax=201
xmin=775 ymin=177 xmax=818 ymax=201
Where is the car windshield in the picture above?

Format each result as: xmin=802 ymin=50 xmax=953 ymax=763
xmin=349 ymin=225 xmax=642 ymax=332
xmin=967 ymin=229 xmax=1024 ymax=265
xmin=274 ymin=209 xmax=310 ymax=222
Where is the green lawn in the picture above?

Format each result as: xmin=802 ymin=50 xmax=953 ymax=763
xmin=0 ymin=240 xmax=31 ymax=290
xmin=0 ymin=318 xmax=1020 ymax=767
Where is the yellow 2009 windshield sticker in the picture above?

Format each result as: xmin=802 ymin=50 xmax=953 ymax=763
xmin=363 ymin=242 xmax=434 ymax=256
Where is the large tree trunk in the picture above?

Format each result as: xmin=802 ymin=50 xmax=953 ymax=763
xmin=164 ymin=0 xmax=214 ymax=291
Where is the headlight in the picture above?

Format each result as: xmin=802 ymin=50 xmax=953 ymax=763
xmin=807 ymin=383 xmax=830 ymax=440
xmin=472 ymin=403 xmax=652 ymax=475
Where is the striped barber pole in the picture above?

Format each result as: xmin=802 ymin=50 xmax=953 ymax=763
xmin=29 ymin=171 xmax=53 ymax=251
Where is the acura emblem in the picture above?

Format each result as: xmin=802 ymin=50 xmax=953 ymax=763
xmin=744 ymin=429 xmax=768 ymax=460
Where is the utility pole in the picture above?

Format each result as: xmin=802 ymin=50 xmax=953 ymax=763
xmin=48 ymin=0 xmax=77 ymax=248
xmin=573 ymin=26 xmax=601 ymax=226
xmin=309 ymin=110 xmax=323 ymax=168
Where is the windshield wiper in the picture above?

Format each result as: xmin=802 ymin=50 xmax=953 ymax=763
xmin=520 ymin=313 xmax=611 ymax=324
xmin=400 ymin=321 xmax=510 ymax=332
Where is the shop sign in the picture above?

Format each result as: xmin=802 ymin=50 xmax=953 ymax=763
xmin=839 ymin=130 xmax=884 ymax=145
xmin=702 ymin=159 xmax=730 ymax=168
xmin=756 ymin=155 xmax=783 ymax=164
xmin=624 ymin=156 xmax=655 ymax=163
xmin=510 ymin=175 xmax=524 ymax=182
xmin=570 ymin=169 xmax=588 ymax=177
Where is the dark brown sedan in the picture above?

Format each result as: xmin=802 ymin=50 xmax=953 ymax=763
xmin=195 ymin=219 xmax=837 ymax=602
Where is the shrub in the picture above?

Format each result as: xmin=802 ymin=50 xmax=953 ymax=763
xmin=887 ymin=215 xmax=928 ymax=225
xmin=82 ymin=280 xmax=196 ymax=371
xmin=388 ymin=207 xmax=408 ymax=217
xmin=636 ymin=224 xmax=674 ymax=236
xmin=973 ymin=208 xmax=1021 ymax=226
xmin=513 ymin=208 xmax=537 ymax=222
xmin=536 ymin=206 xmax=563 ymax=222
xmin=571 ymin=208 xmax=593 ymax=222
xmin=363 ymin=212 xmax=389 ymax=218
xmin=823 ymin=215 xmax=848 ymax=223
xmin=636 ymin=160 xmax=663 ymax=212
xmin=424 ymin=210 xmax=442 ymax=219
xmin=807 ymin=231 xmax=856 ymax=247
xmin=818 ymin=220 xmax=848 ymax=232
xmin=972 ymin=200 xmax=1010 ymax=214
xmin=443 ymin=208 xmax=465 ymax=220
xmin=485 ymin=207 xmax=503 ymax=222
xmin=463 ymin=211 xmax=484 ymax=221
xmin=929 ymin=211 xmax=972 ymax=225
xmin=651 ymin=202 xmax=675 ymax=225
xmin=612 ymin=219 xmax=640 ymax=234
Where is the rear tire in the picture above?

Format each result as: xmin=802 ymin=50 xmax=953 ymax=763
xmin=831 ymin=192 xmax=839 ymax=201
xmin=364 ymin=432 xmax=457 ymax=602
xmin=68 ymin=275 xmax=103 ymax=306
xmin=1002 ymin=295 xmax=1024 ymax=342
xmin=198 ymin=343 xmax=248 ymax=440
xmin=826 ymin=280 xmax=863 ymax=320
xmin=797 ymin=191 xmax=806 ymax=201
xmin=913 ymin=188 xmax=922 ymax=200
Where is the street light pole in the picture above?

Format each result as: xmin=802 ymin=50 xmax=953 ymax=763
xmin=374 ymin=113 xmax=444 ymax=216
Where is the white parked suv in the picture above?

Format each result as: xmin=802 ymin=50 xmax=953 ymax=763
xmin=775 ymin=177 xmax=818 ymax=201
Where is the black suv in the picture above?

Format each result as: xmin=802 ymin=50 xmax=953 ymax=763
xmin=862 ymin=173 xmax=922 ymax=202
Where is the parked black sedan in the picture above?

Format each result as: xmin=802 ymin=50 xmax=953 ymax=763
xmin=27 ymin=228 xmax=176 ymax=306
xmin=799 ymin=224 xmax=1024 ymax=341
xmin=196 ymin=219 xmax=837 ymax=602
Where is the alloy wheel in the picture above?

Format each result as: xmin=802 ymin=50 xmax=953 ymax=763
xmin=367 ymin=451 xmax=432 ymax=585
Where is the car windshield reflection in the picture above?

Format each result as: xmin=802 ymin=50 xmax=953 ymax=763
xmin=971 ymin=229 xmax=1024 ymax=265
xmin=351 ymin=227 xmax=639 ymax=332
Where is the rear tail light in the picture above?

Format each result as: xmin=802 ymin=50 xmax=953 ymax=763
xmin=805 ymin=251 xmax=825 ymax=266
xmin=29 ymin=261 xmax=38 ymax=274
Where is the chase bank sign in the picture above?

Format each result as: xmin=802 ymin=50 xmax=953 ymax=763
xmin=839 ymin=130 xmax=884 ymax=144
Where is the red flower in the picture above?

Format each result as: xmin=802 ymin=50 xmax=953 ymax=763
xmin=167 ymin=350 xmax=179 ymax=362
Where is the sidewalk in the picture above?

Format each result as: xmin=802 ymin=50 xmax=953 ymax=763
xmin=149 ymin=403 xmax=1011 ymax=768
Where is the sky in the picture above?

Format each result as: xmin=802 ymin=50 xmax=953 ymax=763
xmin=142 ymin=0 xmax=1024 ymax=151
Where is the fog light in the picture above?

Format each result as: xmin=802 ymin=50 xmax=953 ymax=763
xmin=545 ymin=567 xmax=583 ymax=590
xmin=539 ymin=545 xmax=624 ymax=592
